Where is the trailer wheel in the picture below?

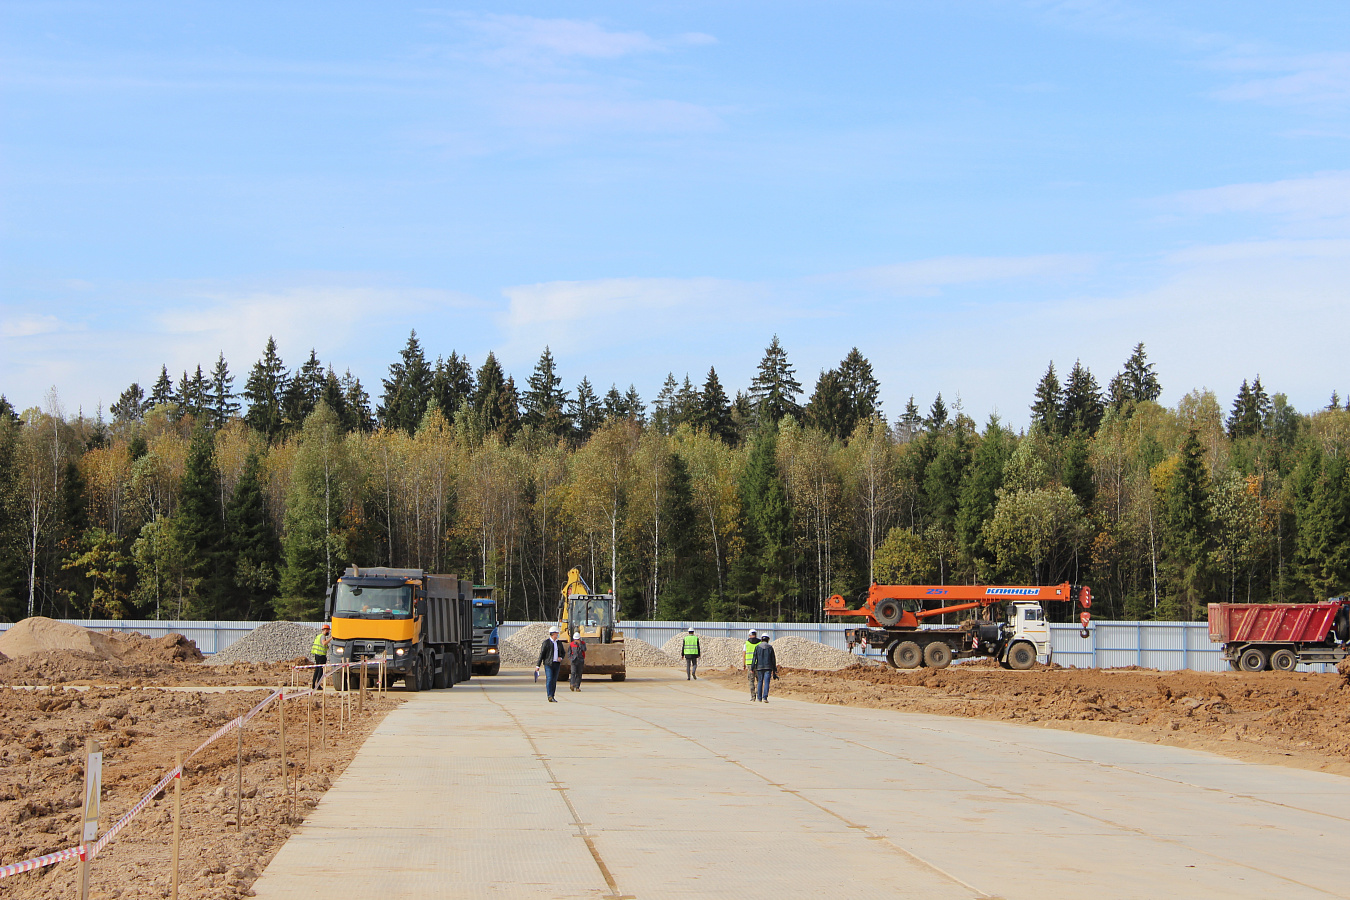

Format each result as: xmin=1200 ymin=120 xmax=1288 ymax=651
xmin=1268 ymin=648 xmax=1298 ymax=672
xmin=1238 ymin=647 xmax=1267 ymax=672
xmin=923 ymin=641 xmax=953 ymax=670
xmin=875 ymin=600 xmax=904 ymax=627
xmin=890 ymin=641 xmax=922 ymax=669
xmin=1006 ymin=641 xmax=1036 ymax=671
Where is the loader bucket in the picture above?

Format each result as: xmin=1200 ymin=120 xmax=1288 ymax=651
xmin=560 ymin=640 xmax=626 ymax=678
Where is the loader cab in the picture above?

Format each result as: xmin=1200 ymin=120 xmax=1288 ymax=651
xmin=565 ymin=595 xmax=616 ymax=644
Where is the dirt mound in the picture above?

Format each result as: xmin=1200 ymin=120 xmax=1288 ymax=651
xmin=715 ymin=664 xmax=1350 ymax=776
xmin=0 ymin=617 xmax=124 ymax=659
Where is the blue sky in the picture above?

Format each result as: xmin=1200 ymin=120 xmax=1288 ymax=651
xmin=3 ymin=1 xmax=1350 ymax=427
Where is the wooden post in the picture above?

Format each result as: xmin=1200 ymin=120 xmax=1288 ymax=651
xmin=358 ymin=663 xmax=366 ymax=715
xmin=171 ymin=751 xmax=182 ymax=900
xmin=278 ymin=692 xmax=286 ymax=780
xmin=306 ymin=698 xmax=312 ymax=769
xmin=321 ymin=688 xmax=327 ymax=749
xmin=78 ymin=738 xmax=102 ymax=900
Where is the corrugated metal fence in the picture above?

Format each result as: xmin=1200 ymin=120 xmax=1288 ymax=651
xmin=0 ymin=618 xmax=1334 ymax=673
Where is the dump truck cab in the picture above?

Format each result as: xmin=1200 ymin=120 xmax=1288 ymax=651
xmin=326 ymin=566 xmax=473 ymax=691
xmin=471 ymin=584 xmax=500 ymax=675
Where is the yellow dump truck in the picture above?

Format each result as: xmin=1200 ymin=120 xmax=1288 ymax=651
xmin=325 ymin=566 xmax=473 ymax=691
xmin=557 ymin=568 xmax=626 ymax=682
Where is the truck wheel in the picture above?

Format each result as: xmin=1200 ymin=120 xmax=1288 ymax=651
xmin=923 ymin=641 xmax=953 ymax=669
xmin=1006 ymin=641 xmax=1036 ymax=671
xmin=1268 ymin=648 xmax=1298 ymax=672
xmin=486 ymin=661 xmax=501 ymax=676
xmin=611 ymin=672 xmax=626 ymax=681
xmin=1238 ymin=647 xmax=1267 ymax=672
xmin=406 ymin=656 xmax=423 ymax=692
xmin=889 ymin=641 xmax=922 ymax=669
xmin=432 ymin=654 xmax=448 ymax=689
xmin=1228 ymin=658 xmax=1241 ymax=671
xmin=875 ymin=600 xmax=904 ymax=627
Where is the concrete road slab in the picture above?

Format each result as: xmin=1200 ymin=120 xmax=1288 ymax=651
xmin=251 ymin=668 xmax=1350 ymax=900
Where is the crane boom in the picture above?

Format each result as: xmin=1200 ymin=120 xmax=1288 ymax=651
xmin=826 ymin=582 xmax=1092 ymax=634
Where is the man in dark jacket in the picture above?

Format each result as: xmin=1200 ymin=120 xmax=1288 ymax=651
xmin=535 ymin=625 xmax=565 ymax=702
xmin=752 ymin=634 xmax=779 ymax=702
xmin=567 ymin=631 xmax=587 ymax=692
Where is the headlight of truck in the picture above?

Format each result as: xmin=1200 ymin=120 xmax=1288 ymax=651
xmin=333 ymin=646 xmax=344 ymax=655
xmin=487 ymin=647 xmax=498 ymax=654
xmin=395 ymin=648 xmax=405 ymax=656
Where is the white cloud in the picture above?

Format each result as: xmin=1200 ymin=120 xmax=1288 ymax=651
xmin=1212 ymin=52 xmax=1350 ymax=110
xmin=0 ymin=314 xmax=63 ymax=339
xmin=1166 ymin=172 xmax=1350 ymax=231
xmin=831 ymin=254 xmax=1098 ymax=296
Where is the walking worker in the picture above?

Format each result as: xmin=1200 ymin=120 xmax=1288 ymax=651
xmin=567 ymin=631 xmax=587 ymax=692
xmin=682 ymin=627 xmax=702 ymax=680
xmin=310 ymin=624 xmax=331 ymax=689
xmin=752 ymin=633 xmax=779 ymax=702
xmin=743 ymin=630 xmax=760 ymax=699
xmin=536 ymin=625 xmax=565 ymax=702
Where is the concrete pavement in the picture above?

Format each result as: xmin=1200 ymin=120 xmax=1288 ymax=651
xmin=251 ymin=668 xmax=1350 ymax=899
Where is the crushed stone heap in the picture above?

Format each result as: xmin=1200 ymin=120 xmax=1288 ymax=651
xmin=662 ymin=634 xmax=745 ymax=667
xmin=206 ymin=621 xmax=320 ymax=666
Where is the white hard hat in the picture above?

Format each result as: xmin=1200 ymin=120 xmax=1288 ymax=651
xmin=747 ymin=629 xmax=757 ymax=636
xmin=573 ymin=632 xmax=581 ymax=640
xmin=688 ymin=627 xmax=695 ymax=633
xmin=548 ymin=625 xmax=559 ymax=633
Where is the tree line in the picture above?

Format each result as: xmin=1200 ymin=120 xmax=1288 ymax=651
xmin=1 ymin=334 xmax=1347 ymax=625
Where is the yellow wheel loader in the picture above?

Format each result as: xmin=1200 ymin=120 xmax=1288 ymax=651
xmin=557 ymin=568 xmax=626 ymax=682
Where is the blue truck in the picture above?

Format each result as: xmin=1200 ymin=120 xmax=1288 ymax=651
xmin=472 ymin=585 xmax=501 ymax=675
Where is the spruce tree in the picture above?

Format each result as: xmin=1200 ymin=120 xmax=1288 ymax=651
xmin=521 ymin=347 xmax=571 ymax=438
xmin=896 ymin=396 xmax=924 ymax=442
xmin=1113 ymin=342 xmax=1162 ymax=407
xmin=242 ymin=337 xmax=288 ymax=441
xmin=1060 ymin=360 xmax=1104 ymax=434
xmin=1159 ymin=430 xmax=1213 ymax=620
xmin=569 ymin=377 xmax=602 ymax=441
xmin=749 ymin=335 xmax=803 ymax=425
xmin=224 ymin=451 xmax=281 ymax=618
xmin=602 ymin=384 xmax=627 ymax=421
xmin=838 ymin=347 xmax=881 ymax=433
xmin=431 ymin=352 xmax=475 ymax=419
xmin=174 ymin=427 xmax=230 ymax=617
xmin=622 ymin=385 xmax=645 ymax=423
xmin=1227 ymin=380 xmax=1257 ymax=438
xmin=379 ymin=330 xmax=433 ymax=433
xmin=956 ymin=416 xmax=1011 ymax=568
xmin=149 ymin=365 xmax=176 ymax=411
xmin=653 ymin=373 xmax=680 ymax=435
xmin=320 ymin=367 xmax=349 ymax=428
xmin=737 ymin=428 xmax=793 ymax=618
xmin=806 ymin=368 xmax=849 ymax=440
xmin=927 ymin=394 xmax=949 ymax=430
xmin=654 ymin=451 xmax=706 ymax=618
xmin=209 ymin=353 xmax=239 ymax=428
xmin=340 ymin=371 xmax=375 ymax=432
xmin=1030 ymin=362 xmax=1062 ymax=434
xmin=694 ymin=367 xmax=735 ymax=444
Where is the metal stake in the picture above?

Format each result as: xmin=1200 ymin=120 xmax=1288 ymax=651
xmin=171 ymin=751 xmax=182 ymax=900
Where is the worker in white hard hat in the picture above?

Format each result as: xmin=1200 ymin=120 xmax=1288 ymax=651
xmin=743 ymin=630 xmax=760 ymax=699
xmin=567 ymin=630 xmax=587 ymax=692
xmin=535 ymin=625 xmax=564 ymax=701
xmin=682 ymin=627 xmax=702 ymax=680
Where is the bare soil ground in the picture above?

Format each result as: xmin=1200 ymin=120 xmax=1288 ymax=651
xmin=0 ymin=683 xmax=401 ymax=899
xmin=708 ymin=661 xmax=1350 ymax=776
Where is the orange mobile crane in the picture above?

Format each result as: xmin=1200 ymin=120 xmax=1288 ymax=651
xmin=825 ymin=582 xmax=1092 ymax=670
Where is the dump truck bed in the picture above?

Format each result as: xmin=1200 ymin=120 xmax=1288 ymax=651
xmin=1208 ymin=602 xmax=1344 ymax=644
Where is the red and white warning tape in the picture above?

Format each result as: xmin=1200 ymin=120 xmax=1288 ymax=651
xmin=1 ymin=685 xmax=319 ymax=880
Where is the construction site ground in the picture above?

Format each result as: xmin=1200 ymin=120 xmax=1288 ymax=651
xmin=4 ymin=652 xmax=1350 ymax=898
xmin=245 ymin=666 xmax=1347 ymax=900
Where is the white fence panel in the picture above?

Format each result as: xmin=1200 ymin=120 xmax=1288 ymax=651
xmin=0 ymin=617 xmax=1335 ymax=672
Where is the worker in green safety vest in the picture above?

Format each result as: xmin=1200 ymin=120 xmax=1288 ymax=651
xmin=743 ymin=630 xmax=759 ymax=700
xmin=310 ymin=624 xmax=330 ymax=688
xmin=682 ymin=628 xmax=701 ymax=680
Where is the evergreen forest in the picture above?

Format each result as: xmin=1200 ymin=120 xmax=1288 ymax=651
xmin=1 ymin=333 xmax=1347 ymax=625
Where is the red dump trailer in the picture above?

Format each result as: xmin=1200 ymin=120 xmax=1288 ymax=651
xmin=1208 ymin=600 xmax=1350 ymax=672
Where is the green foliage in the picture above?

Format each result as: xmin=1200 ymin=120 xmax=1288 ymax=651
xmin=379 ymin=331 xmax=434 ymax=434
xmin=749 ymin=336 xmax=803 ymax=426
xmin=874 ymin=526 xmax=935 ymax=583
xmin=173 ymin=427 xmax=231 ymax=618
xmin=225 ymin=451 xmax=281 ymax=619
xmin=279 ymin=403 xmax=351 ymax=619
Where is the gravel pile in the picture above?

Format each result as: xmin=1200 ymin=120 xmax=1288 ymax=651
xmin=205 ymin=621 xmax=320 ymax=666
xmin=500 ymin=623 xmax=554 ymax=668
xmin=770 ymin=635 xmax=875 ymax=670
xmin=624 ymin=637 xmax=677 ymax=667
xmin=661 ymin=634 xmax=745 ymax=668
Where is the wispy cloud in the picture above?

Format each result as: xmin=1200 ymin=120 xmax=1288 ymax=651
xmin=1211 ymin=53 xmax=1350 ymax=110
xmin=1164 ymin=171 xmax=1350 ymax=233
xmin=0 ymin=314 xmax=63 ymax=339
xmin=829 ymin=254 xmax=1098 ymax=296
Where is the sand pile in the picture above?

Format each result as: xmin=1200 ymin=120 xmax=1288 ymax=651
xmin=0 ymin=618 xmax=203 ymax=666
